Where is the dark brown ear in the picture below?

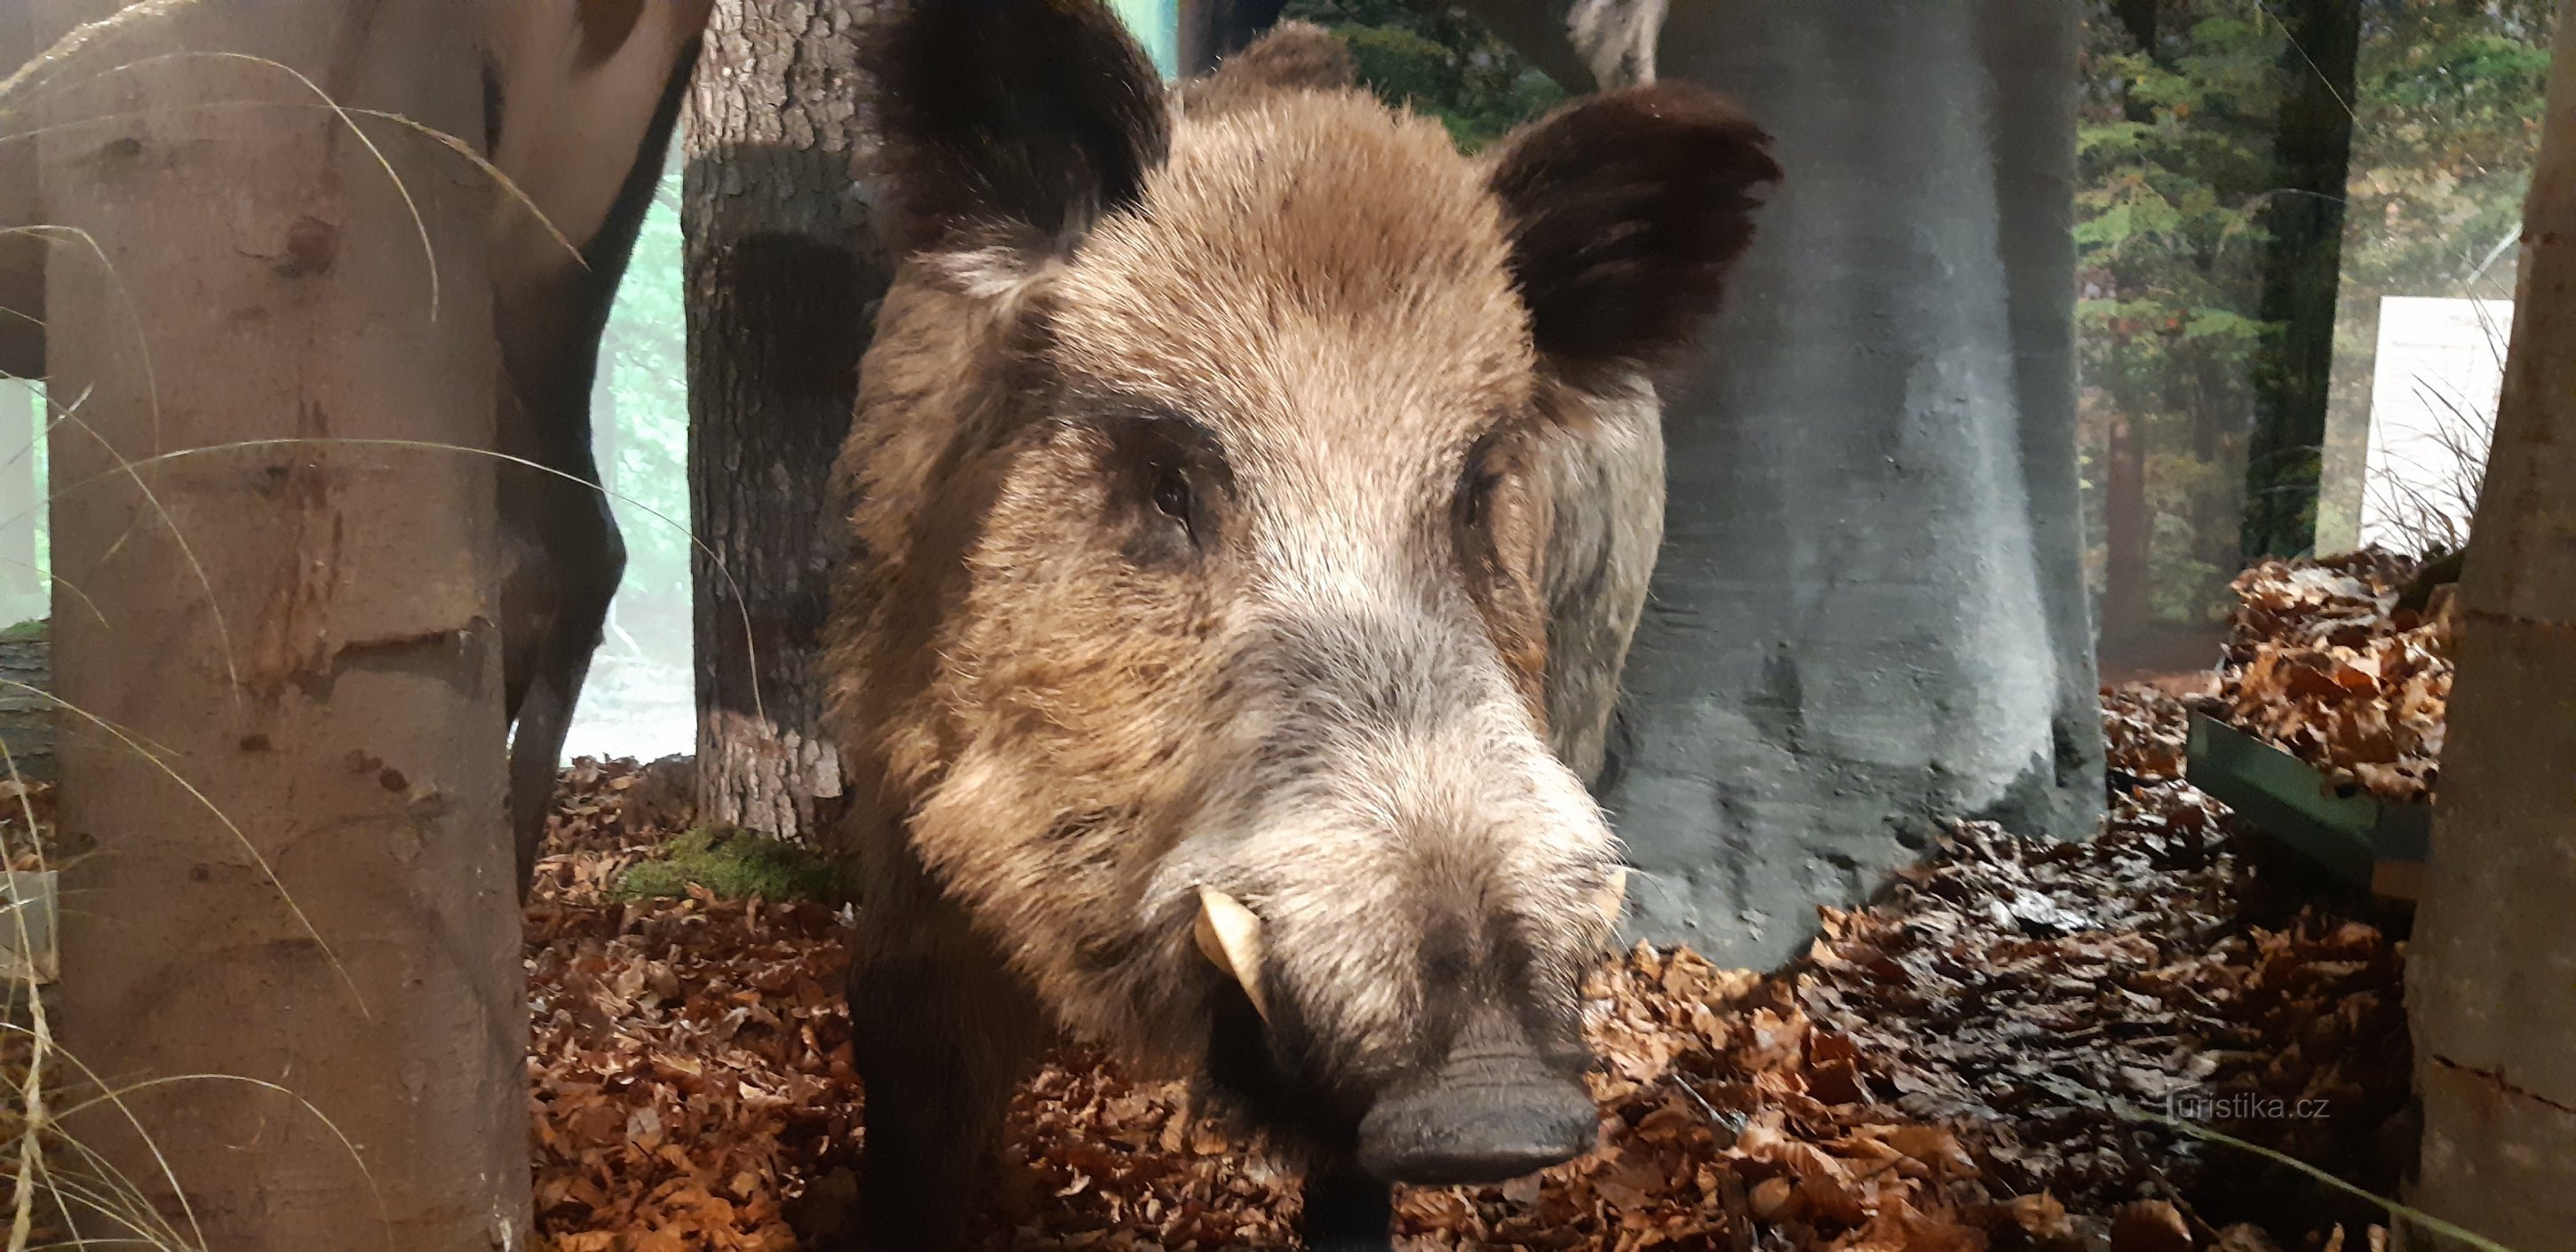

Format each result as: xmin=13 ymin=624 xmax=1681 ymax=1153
xmin=868 ymin=0 xmax=1171 ymax=257
xmin=1176 ymin=21 xmax=1356 ymax=115
xmin=1487 ymin=84 xmax=1781 ymax=371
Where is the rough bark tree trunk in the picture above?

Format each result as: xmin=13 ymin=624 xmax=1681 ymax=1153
xmin=685 ymin=0 xmax=888 ymax=841
xmin=28 ymin=1 xmax=526 ymax=1247
xmin=2403 ymin=1 xmax=2576 ymax=1243
xmin=2239 ymin=0 xmax=2360 ymax=559
xmin=1466 ymin=0 xmax=2102 ymax=967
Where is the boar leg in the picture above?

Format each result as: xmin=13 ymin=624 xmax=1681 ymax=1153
xmin=1299 ymin=1169 xmax=1395 ymax=1252
xmin=847 ymin=889 xmax=1044 ymax=1250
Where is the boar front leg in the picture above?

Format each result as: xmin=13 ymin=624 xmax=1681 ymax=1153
xmin=846 ymin=871 xmax=1045 ymax=1250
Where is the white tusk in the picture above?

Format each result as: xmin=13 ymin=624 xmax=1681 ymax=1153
xmin=1593 ymin=867 xmax=1629 ymax=928
xmin=1194 ymin=886 xmax=1271 ymax=1021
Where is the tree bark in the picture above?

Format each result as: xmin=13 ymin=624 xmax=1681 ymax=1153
xmin=2102 ymin=411 xmax=2151 ymax=646
xmin=2403 ymin=1 xmax=2576 ymax=1243
xmin=2239 ymin=0 xmax=2361 ymax=559
xmin=0 ymin=0 xmax=43 ymax=383
xmin=1472 ymin=0 xmax=2101 ymax=968
xmin=34 ymin=1 xmax=527 ymax=1245
xmin=685 ymin=0 xmax=888 ymax=841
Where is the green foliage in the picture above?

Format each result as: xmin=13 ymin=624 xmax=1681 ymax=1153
xmin=2347 ymin=6 xmax=2554 ymax=295
xmin=2076 ymin=0 xmax=2549 ymax=621
xmin=1281 ymin=0 xmax=1566 ymax=150
xmin=616 ymin=826 xmax=856 ymax=904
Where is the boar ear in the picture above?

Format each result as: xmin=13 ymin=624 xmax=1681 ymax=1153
xmin=869 ymin=0 xmax=1172 ymax=258
xmin=1176 ymin=21 xmax=1356 ymax=115
xmin=1488 ymin=83 xmax=1780 ymax=372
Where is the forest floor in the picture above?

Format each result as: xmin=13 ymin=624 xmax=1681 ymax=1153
xmin=524 ymin=562 xmax=2435 ymax=1252
xmin=0 ymin=567 xmax=2427 ymax=1252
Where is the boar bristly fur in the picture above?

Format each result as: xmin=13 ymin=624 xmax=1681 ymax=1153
xmin=826 ymin=4 xmax=1777 ymax=1247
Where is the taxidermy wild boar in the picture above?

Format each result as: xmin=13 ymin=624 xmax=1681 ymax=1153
xmin=823 ymin=3 xmax=1778 ymax=1248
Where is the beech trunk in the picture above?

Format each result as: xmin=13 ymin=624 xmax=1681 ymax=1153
xmin=30 ymin=0 xmax=527 ymax=1244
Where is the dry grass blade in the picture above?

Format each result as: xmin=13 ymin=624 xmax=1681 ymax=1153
xmin=0 ymin=680 xmax=362 ymax=1025
xmin=2032 ymin=1076 xmax=2516 ymax=1252
xmin=1 ymin=749 xmax=204 ymax=1252
xmin=0 ymin=224 xmax=165 ymax=461
xmin=0 ymin=100 xmax=581 ymax=277
xmin=49 ymin=436 xmax=772 ymax=726
xmin=42 ymin=400 xmax=239 ymax=709
xmin=32 ymin=1069 xmax=391 ymax=1252
xmin=4 ymin=747 xmax=47 ymax=1252
xmin=0 ymin=47 xmax=441 ymax=320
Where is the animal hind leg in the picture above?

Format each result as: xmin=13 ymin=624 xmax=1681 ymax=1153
xmin=509 ymin=483 xmax=624 ymax=894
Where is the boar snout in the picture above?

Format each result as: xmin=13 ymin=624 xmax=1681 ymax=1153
xmin=1354 ymin=1010 xmax=1598 ymax=1185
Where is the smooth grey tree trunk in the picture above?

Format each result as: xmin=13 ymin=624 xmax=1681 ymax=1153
xmin=2403 ymin=2 xmax=2576 ymax=1243
xmin=29 ymin=0 xmax=528 ymax=1244
xmin=1584 ymin=1 xmax=2100 ymax=967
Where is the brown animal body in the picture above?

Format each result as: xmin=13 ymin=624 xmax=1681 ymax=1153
xmin=826 ymin=5 xmax=1778 ymax=1248
xmin=484 ymin=0 xmax=712 ymax=890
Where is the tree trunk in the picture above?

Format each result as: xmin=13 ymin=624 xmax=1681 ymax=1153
xmin=32 ymin=2 xmax=527 ymax=1246
xmin=1462 ymin=0 xmax=2102 ymax=968
xmin=0 ymin=0 xmax=43 ymax=383
xmin=2403 ymin=1 xmax=2576 ymax=1243
xmin=2102 ymin=411 xmax=2151 ymax=646
xmin=685 ymin=0 xmax=888 ymax=841
xmin=2239 ymin=0 xmax=2360 ymax=559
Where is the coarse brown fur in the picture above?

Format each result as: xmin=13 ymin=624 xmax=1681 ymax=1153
xmin=824 ymin=6 xmax=1777 ymax=1247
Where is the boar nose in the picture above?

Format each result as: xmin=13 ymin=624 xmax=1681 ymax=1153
xmin=1354 ymin=1041 xmax=1597 ymax=1185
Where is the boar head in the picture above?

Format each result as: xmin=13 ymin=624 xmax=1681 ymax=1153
xmin=835 ymin=1 xmax=1778 ymax=1185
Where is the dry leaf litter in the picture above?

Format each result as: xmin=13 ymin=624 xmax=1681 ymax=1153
xmin=529 ymin=694 xmax=2417 ymax=1250
xmin=0 ymin=558 xmax=2437 ymax=1252
xmin=2213 ymin=553 xmax=2452 ymax=803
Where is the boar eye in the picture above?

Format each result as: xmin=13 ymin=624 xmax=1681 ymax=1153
xmin=1152 ymin=466 xmax=1194 ymax=527
xmin=1457 ymin=464 xmax=1502 ymax=531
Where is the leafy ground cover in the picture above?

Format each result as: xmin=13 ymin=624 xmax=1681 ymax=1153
xmin=527 ymin=572 xmax=2421 ymax=1250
